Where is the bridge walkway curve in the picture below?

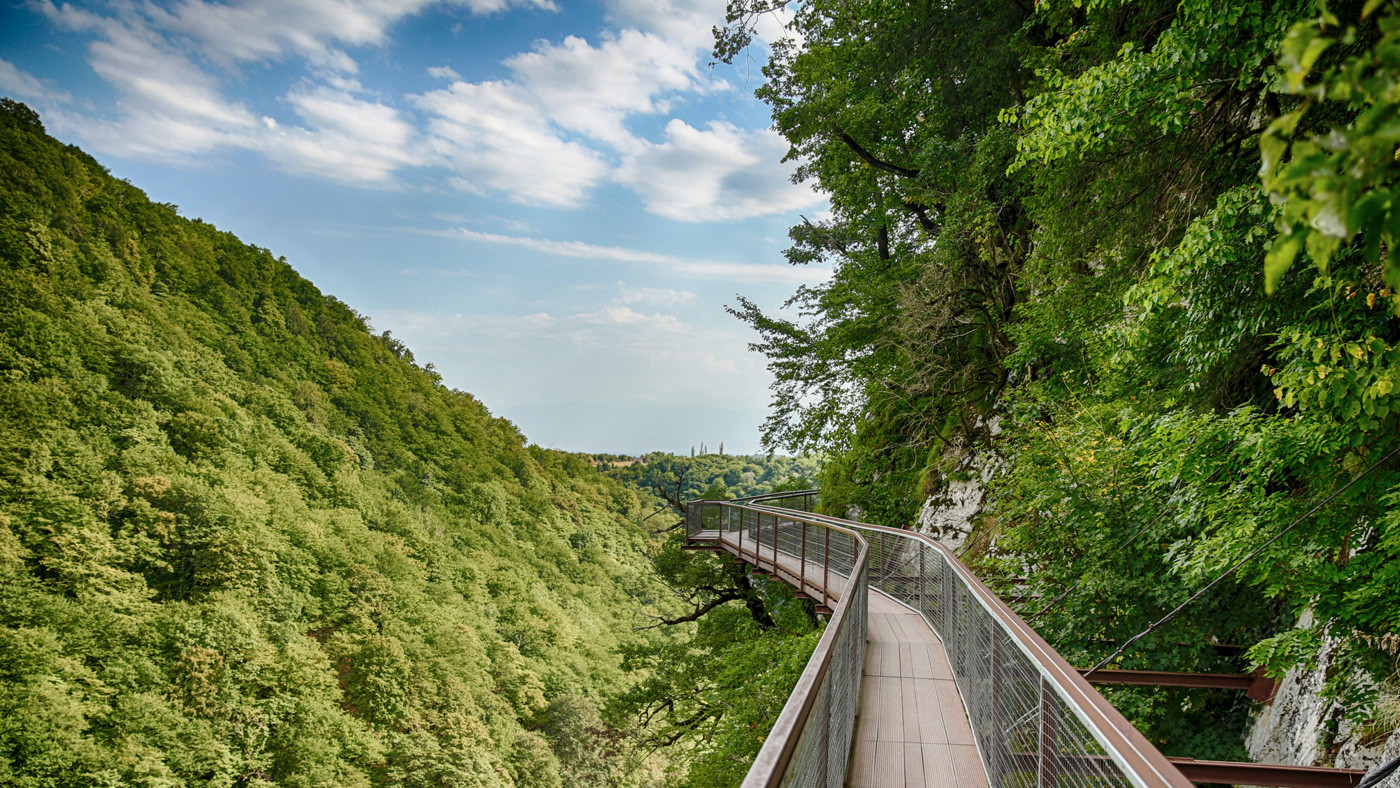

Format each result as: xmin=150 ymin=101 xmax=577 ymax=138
xmin=687 ymin=493 xmax=1368 ymax=788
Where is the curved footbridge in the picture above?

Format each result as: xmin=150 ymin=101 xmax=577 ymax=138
xmin=684 ymin=492 xmax=1368 ymax=788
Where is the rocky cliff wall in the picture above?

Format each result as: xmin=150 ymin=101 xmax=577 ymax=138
xmin=1245 ymin=610 xmax=1398 ymax=784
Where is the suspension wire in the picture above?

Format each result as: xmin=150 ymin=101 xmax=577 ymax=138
xmin=1083 ymin=444 xmax=1400 ymax=678
xmin=1357 ymin=751 xmax=1400 ymax=788
xmin=1030 ymin=464 xmax=1226 ymax=622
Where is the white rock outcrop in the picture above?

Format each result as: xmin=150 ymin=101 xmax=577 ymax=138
xmin=1246 ymin=610 xmax=1397 ymax=781
xmin=914 ymin=416 xmax=1002 ymax=551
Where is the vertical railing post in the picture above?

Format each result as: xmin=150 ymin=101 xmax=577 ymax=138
xmin=772 ymin=513 xmax=779 ymax=570
xmin=738 ymin=506 xmax=745 ymax=559
xmin=1038 ymin=676 xmax=1059 ymax=788
xmin=757 ymin=512 xmax=765 ymax=570
xmin=822 ymin=527 xmax=830 ymax=608
xmin=761 ymin=515 xmax=772 ymax=571
xmin=799 ymin=520 xmax=808 ymax=598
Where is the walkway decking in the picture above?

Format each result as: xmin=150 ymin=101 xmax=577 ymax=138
xmin=688 ymin=525 xmax=990 ymax=785
xmin=848 ymin=591 xmax=989 ymax=788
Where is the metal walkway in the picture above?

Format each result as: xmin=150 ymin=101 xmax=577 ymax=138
xmin=685 ymin=492 xmax=1371 ymax=788
xmin=850 ymin=590 xmax=987 ymax=787
xmin=686 ymin=493 xmax=1188 ymax=788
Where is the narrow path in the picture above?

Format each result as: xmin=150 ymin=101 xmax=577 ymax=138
xmin=847 ymin=591 xmax=989 ymax=788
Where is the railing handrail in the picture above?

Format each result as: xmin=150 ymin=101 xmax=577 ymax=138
xmin=686 ymin=499 xmax=868 ymax=787
xmin=745 ymin=490 xmax=1193 ymax=788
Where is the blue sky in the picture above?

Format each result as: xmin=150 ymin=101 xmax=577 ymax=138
xmin=0 ymin=0 xmax=830 ymax=455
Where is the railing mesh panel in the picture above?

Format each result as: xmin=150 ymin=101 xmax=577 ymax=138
xmin=781 ymin=568 xmax=866 ymax=788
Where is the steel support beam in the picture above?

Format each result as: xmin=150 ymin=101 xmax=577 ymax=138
xmin=1077 ymin=668 xmax=1278 ymax=703
xmin=1166 ymin=758 xmax=1365 ymax=788
xmin=1007 ymin=753 xmax=1365 ymax=787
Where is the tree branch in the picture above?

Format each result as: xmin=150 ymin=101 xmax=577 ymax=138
xmin=833 ymin=126 xmax=921 ymax=179
xmin=637 ymin=592 xmax=743 ymax=629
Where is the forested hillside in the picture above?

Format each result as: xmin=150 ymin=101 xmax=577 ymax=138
xmin=0 ymin=99 xmax=682 ymax=787
xmin=720 ymin=0 xmax=1400 ymax=757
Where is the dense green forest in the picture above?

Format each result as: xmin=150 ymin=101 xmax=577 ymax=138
xmin=719 ymin=0 xmax=1400 ymax=759
xmin=0 ymin=98 xmax=834 ymax=788
xmin=604 ymin=451 xmax=820 ymax=507
xmin=0 ymin=99 xmax=699 ymax=788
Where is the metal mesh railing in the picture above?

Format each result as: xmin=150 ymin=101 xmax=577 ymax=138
xmin=744 ymin=490 xmax=1192 ymax=788
xmin=685 ymin=499 xmax=868 ymax=788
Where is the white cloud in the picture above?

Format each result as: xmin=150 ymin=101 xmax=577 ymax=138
xmin=435 ymin=227 xmax=826 ymax=283
xmin=34 ymin=6 xmax=428 ymax=184
xmin=506 ymin=29 xmax=718 ymax=148
xmin=30 ymin=0 xmax=812 ymax=219
xmin=408 ymin=24 xmax=728 ymax=203
xmin=578 ymin=305 xmax=682 ymax=328
xmin=264 ymin=85 xmax=427 ymax=183
xmin=36 ymin=0 xmax=435 ymax=183
xmin=144 ymin=0 xmax=556 ymax=70
xmin=604 ymin=0 xmax=727 ymax=51
xmin=63 ymin=22 xmax=262 ymax=161
xmin=616 ymin=283 xmax=698 ymax=307
xmin=414 ymin=80 xmax=607 ymax=206
xmin=617 ymin=119 xmax=822 ymax=221
xmin=0 ymin=58 xmax=71 ymax=104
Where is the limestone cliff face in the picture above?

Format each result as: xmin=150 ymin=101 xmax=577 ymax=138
xmin=914 ymin=417 xmax=1002 ymax=551
xmin=914 ymin=477 xmax=983 ymax=551
xmin=1245 ymin=610 xmax=1399 ymax=784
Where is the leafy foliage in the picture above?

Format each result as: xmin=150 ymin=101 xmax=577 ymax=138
xmin=721 ymin=0 xmax=1400 ymax=757
xmin=0 ymin=101 xmax=682 ymax=787
xmin=1261 ymin=1 xmax=1400 ymax=309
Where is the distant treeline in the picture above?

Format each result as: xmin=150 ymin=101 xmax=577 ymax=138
xmin=605 ymin=451 xmax=821 ymax=503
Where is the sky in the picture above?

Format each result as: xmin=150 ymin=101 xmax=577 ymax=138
xmin=0 ymin=0 xmax=831 ymax=455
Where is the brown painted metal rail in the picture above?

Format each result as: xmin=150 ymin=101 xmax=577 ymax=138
xmin=1077 ymin=668 xmax=1279 ymax=703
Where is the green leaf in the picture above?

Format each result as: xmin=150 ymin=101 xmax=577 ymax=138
xmin=1260 ymin=134 xmax=1288 ymax=179
xmin=1306 ymin=230 xmax=1342 ymax=274
xmin=1265 ymin=233 xmax=1304 ymax=294
xmin=1265 ymin=107 xmax=1306 ymax=139
xmin=1299 ymin=36 xmax=1335 ymax=81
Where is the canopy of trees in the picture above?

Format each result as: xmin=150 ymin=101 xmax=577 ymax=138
xmin=605 ymin=451 xmax=819 ymax=510
xmin=721 ymin=0 xmax=1400 ymax=757
xmin=0 ymin=99 xmax=691 ymax=788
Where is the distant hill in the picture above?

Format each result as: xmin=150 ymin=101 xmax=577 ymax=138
xmin=0 ymin=98 xmax=677 ymax=788
xmin=605 ymin=451 xmax=820 ymax=504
